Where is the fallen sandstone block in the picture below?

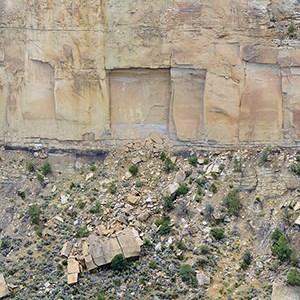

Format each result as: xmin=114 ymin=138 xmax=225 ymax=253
xmin=0 ymin=274 xmax=9 ymax=299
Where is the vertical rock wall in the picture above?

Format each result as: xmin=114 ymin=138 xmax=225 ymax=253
xmin=1 ymin=0 xmax=300 ymax=147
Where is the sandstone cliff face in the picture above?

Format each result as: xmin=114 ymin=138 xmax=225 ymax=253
xmin=1 ymin=0 xmax=300 ymax=147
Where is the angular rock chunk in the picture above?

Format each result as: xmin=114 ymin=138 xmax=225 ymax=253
xmin=61 ymin=242 xmax=73 ymax=258
xmin=87 ymin=235 xmax=107 ymax=267
xmin=102 ymin=237 xmax=122 ymax=263
xmin=0 ymin=274 xmax=9 ymax=299
xmin=116 ymin=228 xmax=143 ymax=258
xmin=67 ymin=257 xmax=80 ymax=274
xmin=67 ymin=273 xmax=78 ymax=285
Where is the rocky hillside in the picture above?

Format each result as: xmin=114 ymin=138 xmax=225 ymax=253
xmin=0 ymin=138 xmax=300 ymax=299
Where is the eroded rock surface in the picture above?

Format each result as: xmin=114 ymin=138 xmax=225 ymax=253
xmin=0 ymin=274 xmax=9 ymax=299
xmin=1 ymin=1 xmax=300 ymax=146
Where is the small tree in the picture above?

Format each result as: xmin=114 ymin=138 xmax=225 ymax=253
xmin=271 ymin=228 xmax=292 ymax=262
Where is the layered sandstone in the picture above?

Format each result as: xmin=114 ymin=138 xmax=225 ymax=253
xmin=1 ymin=1 xmax=300 ymax=147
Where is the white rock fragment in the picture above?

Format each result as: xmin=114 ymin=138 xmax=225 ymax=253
xmin=85 ymin=172 xmax=94 ymax=181
xmin=196 ymin=272 xmax=211 ymax=286
xmin=60 ymin=193 xmax=70 ymax=205
xmin=155 ymin=242 xmax=162 ymax=252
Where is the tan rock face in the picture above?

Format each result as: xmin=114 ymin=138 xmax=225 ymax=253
xmin=0 ymin=274 xmax=9 ymax=299
xmin=2 ymin=0 xmax=300 ymax=146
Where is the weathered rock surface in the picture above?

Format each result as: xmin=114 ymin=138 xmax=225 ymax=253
xmin=83 ymin=228 xmax=143 ymax=273
xmin=271 ymin=284 xmax=300 ymax=300
xmin=0 ymin=274 xmax=9 ymax=299
xmin=2 ymin=1 xmax=300 ymax=146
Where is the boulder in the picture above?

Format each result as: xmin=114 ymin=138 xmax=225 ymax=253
xmin=116 ymin=228 xmax=143 ymax=258
xmin=67 ymin=273 xmax=78 ymax=285
xmin=174 ymin=170 xmax=186 ymax=183
xmin=167 ymin=183 xmax=180 ymax=195
xmin=271 ymin=284 xmax=300 ymax=300
xmin=196 ymin=272 xmax=211 ymax=286
xmin=61 ymin=242 xmax=73 ymax=258
xmin=67 ymin=257 xmax=80 ymax=285
xmin=84 ymin=228 xmax=143 ymax=270
xmin=0 ymin=274 xmax=9 ymax=299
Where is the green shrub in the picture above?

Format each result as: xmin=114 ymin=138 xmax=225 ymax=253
xmin=287 ymin=268 xmax=300 ymax=286
xmin=271 ymin=228 xmax=292 ymax=262
xmin=233 ymin=157 xmax=243 ymax=172
xmin=77 ymin=200 xmax=86 ymax=209
xmin=36 ymin=225 xmax=44 ymax=237
xmin=156 ymin=215 xmax=171 ymax=235
xmin=291 ymin=161 xmax=300 ymax=175
xmin=272 ymin=235 xmax=292 ymax=261
xmin=188 ymin=156 xmax=198 ymax=167
xmin=108 ymin=181 xmax=117 ymax=194
xmin=17 ymin=190 xmax=25 ymax=199
xmin=28 ymin=205 xmax=41 ymax=225
xmin=0 ymin=236 xmax=10 ymax=250
xmin=288 ymin=23 xmax=297 ymax=38
xmin=163 ymin=196 xmax=174 ymax=212
xmin=203 ymin=158 xmax=210 ymax=165
xmin=111 ymin=254 xmax=129 ymax=272
xmin=199 ymin=245 xmax=210 ymax=255
xmin=76 ymin=226 xmax=89 ymax=238
xmin=41 ymin=161 xmax=52 ymax=176
xmin=149 ymin=261 xmax=157 ymax=269
xmin=164 ymin=157 xmax=176 ymax=173
xmin=89 ymin=165 xmax=96 ymax=172
xmin=209 ymin=183 xmax=217 ymax=194
xmin=291 ymin=250 xmax=299 ymax=267
xmin=135 ymin=180 xmax=143 ymax=188
xmin=160 ymin=151 xmax=167 ymax=161
xmin=96 ymin=290 xmax=106 ymax=300
xmin=222 ymin=188 xmax=241 ymax=216
xmin=89 ymin=202 xmax=102 ymax=214
xmin=211 ymin=227 xmax=225 ymax=240
xmin=196 ymin=257 xmax=209 ymax=268
xmin=241 ymin=250 xmax=252 ymax=270
xmin=36 ymin=173 xmax=45 ymax=185
xmin=27 ymin=162 xmax=35 ymax=172
xmin=129 ymin=164 xmax=138 ymax=176
xmin=260 ymin=146 xmax=272 ymax=164
xmin=176 ymin=183 xmax=189 ymax=196
xmin=271 ymin=228 xmax=284 ymax=242
xmin=179 ymin=264 xmax=198 ymax=287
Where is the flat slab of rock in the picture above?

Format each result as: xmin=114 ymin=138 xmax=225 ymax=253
xmin=116 ymin=228 xmax=143 ymax=258
xmin=67 ymin=257 xmax=80 ymax=285
xmin=0 ymin=274 xmax=9 ymax=299
xmin=67 ymin=273 xmax=78 ymax=285
xmin=271 ymin=284 xmax=300 ymax=300
xmin=84 ymin=228 xmax=143 ymax=271
xmin=67 ymin=257 xmax=80 ymax=274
